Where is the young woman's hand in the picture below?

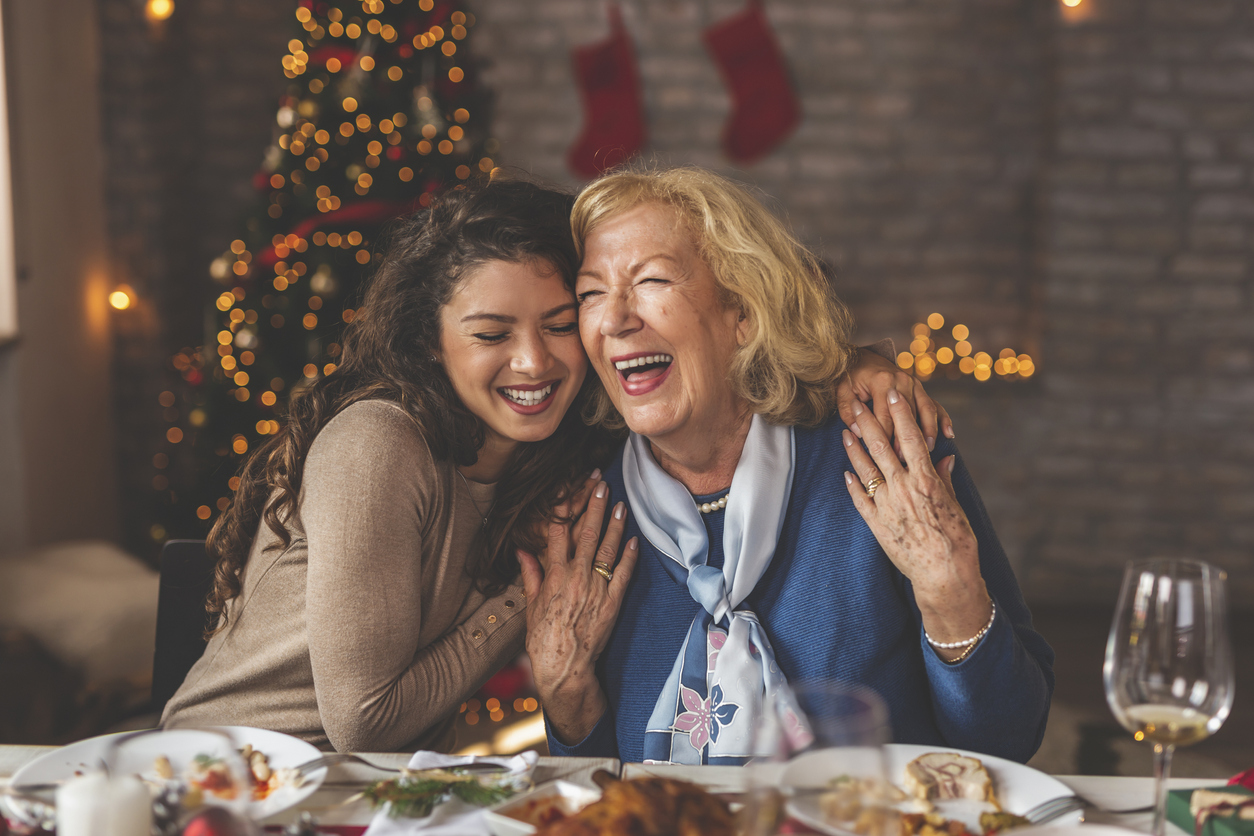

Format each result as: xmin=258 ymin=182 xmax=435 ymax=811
xmin=836 ymin=348 xmax=954 ymax=455
xmin=518 ymin=479 xmax=639 ymax=743
xmin=842 ymin=391 xmax=991 ymax=662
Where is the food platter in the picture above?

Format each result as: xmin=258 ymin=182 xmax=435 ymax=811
xmin=2 ymin=726 xmax=326 ymax=825
xmin=784 ymin=744 xmax=1083 ymax=836
xmin=483 ymin=779 xmax=603 ymax=836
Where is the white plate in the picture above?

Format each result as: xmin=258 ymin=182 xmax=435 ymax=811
xmin=785 ymin=743 xmax=1082 ymax=835
xmin=483 ymin=779 xmax=601 ymax=836
xmin=1014 ymin=827 xmax=1141 ymax=836
xmin=3 ymin=726 xmax=326 ymax=824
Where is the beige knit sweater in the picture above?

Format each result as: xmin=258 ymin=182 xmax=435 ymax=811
xmin=161 ymin=400 xmax=527 ymax=752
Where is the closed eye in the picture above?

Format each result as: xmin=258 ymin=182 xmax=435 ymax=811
xmin=548 ymin=322 xmax=579 ymax=335
xmin=473 ymin=332 xmax=508 ymax=343
xmin=576 ymin=289 xmax=603 ymax=304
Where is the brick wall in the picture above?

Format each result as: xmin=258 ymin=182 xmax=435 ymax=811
xmin=97 ymin=0 xmax=291 ymax=558
xmin=96 ymin=0 xmax=1254 ymax=602
xmin=473 ymin=0 xmax=1254 ymax=604
xmin=1028 ymin=0 xmax=1254 ymax=601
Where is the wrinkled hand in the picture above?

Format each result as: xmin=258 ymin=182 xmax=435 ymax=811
xmin=836 ymin=348 xmax=954 ymax=455
xmin=519 ymin=478 xmax=639 ymax=744
xmin=841 ymin=390 xmax=991 ymax=658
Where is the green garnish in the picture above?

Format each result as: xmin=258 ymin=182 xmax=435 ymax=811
xmin=362 ymin=772 xmax=517 ymax=819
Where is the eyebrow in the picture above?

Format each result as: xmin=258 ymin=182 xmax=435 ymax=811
xmin=459 ymin=301 xmax=578 ymax=324
xmin=577 ymin=253 xmax=682 ymax=281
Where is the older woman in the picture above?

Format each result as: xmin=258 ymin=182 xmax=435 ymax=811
xmin=521 ymin=168 xmax=1053 ymax=765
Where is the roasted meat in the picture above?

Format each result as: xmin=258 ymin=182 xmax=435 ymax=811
xmin=534 ymin=777 xmax=735 ymax=836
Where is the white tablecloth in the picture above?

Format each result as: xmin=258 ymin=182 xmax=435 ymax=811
xmin=0 ymin=743 xmax=1221 ymax=830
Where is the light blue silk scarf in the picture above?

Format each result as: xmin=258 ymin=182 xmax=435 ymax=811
xmin=624 ymin=415 xmax=813 ymax=764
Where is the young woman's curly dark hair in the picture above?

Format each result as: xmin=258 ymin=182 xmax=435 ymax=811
xmin=204 ymin=178 xmax=621 ymax=633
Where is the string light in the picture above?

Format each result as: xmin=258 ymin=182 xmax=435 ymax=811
xmin=899 ymin=312 xmax=1037 ymax=383
xmin=145 ymin=0 xmax=174 ymax=22
xmin=109 ymin=285 xmax=136 ymax=310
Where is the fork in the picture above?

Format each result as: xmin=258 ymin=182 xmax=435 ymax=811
xmin=1023 ymin=794 xmax=1155 ymax=825
xmin=292 ymin=753 xmax=508 ymax=779
xmin=1023 ymin=795 xmax=1086 ymax=825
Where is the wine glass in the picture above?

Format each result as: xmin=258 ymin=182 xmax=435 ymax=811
xmin=1104 ymin=558 xmax=1234 ymax=836
xmin=744 ymin=681 xmax=892 ymax=836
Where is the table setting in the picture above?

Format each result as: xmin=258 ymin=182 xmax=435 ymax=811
xmin=0 ymin=559 xmax=1245 ymax=836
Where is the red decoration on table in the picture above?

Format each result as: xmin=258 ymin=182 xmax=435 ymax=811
xmin=1231 ymin=767 xmax=1254 ymax=792
xmin=566 ymin=5 xmax=646 ymax=178
xmin=702 ymin=0 xmax=801 ymax=165
xmin=182 ymin=807 xmax=254 ymax=836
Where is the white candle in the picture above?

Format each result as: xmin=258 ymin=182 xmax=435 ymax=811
xmin=56 ymin=771 xmax=153 ymax=836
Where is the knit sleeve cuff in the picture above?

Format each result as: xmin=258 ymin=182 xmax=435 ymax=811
xmin=544 ymin=707 xmax=618 ymax=758
xmin=921 ymin=599 xmax=1006 ymax=671
xmin=466 ymin=584 xmax=527 ymax=657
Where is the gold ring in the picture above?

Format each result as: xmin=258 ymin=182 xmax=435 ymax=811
xmin=592 ymin=561 xmax=614 ymax=582
xmin=865 ymin=477 xmax=886 ymax=498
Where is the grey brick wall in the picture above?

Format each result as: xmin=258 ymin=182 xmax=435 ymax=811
xmin=1028 ymin=0 xmax=1254 ymax=601
xmin=98 ymin=0 xmax=291 ymax=558
xmin=473 ymin=0 xmax=1254 ymax=604
xmin=97 ymin=0 xmax=1254 ymax=602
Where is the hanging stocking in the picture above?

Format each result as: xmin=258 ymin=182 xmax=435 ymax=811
xmin=702 ymin=0 xmax=801 ymax=165
xmin=567 ymin=5 xmax=646 ymax=178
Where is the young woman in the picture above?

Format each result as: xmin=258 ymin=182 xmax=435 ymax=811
xmin=161 ymin=178 xmax=946 ymax=753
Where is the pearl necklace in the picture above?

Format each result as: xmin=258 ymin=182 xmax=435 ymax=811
xmin=698 ymin=493 xmax=729 ymax=514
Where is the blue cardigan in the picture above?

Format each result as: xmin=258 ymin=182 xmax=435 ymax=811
xmin=547 ymin=416 xmax=1054 ymax=764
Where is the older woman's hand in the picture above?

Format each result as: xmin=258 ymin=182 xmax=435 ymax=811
xmin=836 ymin=349 xmax=954 ymax=454
xmin=841 ymin=390 xmax=992 ymax=662
xmin=518 ymin=480 xmax=639 ymax=744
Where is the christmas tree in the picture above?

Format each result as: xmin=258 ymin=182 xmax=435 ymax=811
xmin=152 ymin=0 xmax=495 ymax=541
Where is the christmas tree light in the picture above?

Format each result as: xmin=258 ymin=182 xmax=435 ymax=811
xmin=152 ymin=0 xmax=494 ymax=541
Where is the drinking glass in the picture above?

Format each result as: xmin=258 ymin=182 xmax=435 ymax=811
xmin=1104 ymin=558 xmax=1234 ymax=836
xmin=744 ymin=681 xmax=891 ymax=836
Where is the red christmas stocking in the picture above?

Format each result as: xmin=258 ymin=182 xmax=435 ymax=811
xmin=702 ymin=0 xmax=801 ymax=165
xmin=567 ymin=5 xmax=646 ymax=178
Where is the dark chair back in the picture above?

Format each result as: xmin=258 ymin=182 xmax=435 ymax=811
xmin=152 ymin=539 xmax=214 ymax=717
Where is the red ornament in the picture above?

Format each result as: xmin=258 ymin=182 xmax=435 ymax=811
xmin=566 ymin=5 xmax=645 ymax=178
xmin=308 ymin=45 xmax=357 ymax=69
xmin=702 ymin=0 xmax=801 ymax=165
xmin=181 ymin=807 xmax=252 ymax=836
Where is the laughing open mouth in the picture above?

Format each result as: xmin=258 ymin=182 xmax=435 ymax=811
xmin=500 ymin=383 xmax=555 ymax=406
xmin=614 ymin=353 xmax=673 ymax=383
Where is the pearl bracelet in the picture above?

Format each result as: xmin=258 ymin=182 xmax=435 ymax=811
xmin=925 ymin=601 xmax=996 ymax=650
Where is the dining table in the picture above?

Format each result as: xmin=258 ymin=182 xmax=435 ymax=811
xmin=0 ymin=743 xmax=1220 ymax=833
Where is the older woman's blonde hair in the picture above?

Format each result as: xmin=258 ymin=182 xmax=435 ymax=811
xmin=572 ymin=166 xmax=856 ymax=429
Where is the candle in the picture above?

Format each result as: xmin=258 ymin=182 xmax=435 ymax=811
xmin=56 ymin=771 xmax=153 ymax=836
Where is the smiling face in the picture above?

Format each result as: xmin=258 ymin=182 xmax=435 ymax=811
xmin=576 ymin=202 xmax=750 ymax=455
xmin=439 ymin=258 xmax=587 ymax=461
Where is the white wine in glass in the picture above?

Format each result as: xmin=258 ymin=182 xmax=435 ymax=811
xmin=1104 ymin=558 xmax=1234 ymax=836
